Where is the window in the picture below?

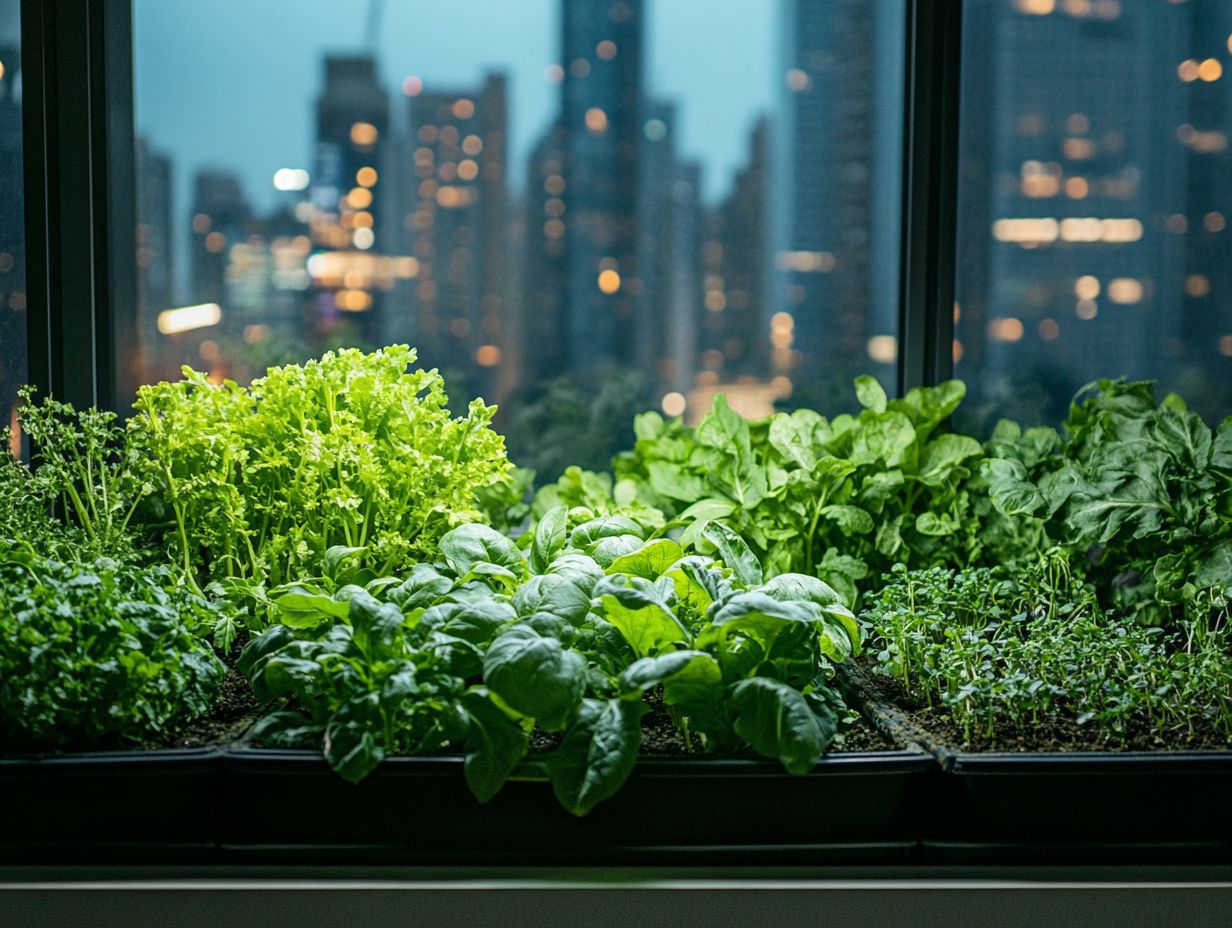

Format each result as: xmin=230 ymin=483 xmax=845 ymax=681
xmin=0 ymin=1 xmax=23 ymax=452
xmin=131 ymin=0 xmax=904 ymax=475
xmin=954 ymin=0 xmax=1232 ymax=432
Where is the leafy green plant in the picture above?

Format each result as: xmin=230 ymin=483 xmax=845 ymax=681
xmin=127 ymin=346 xmax=512 ymax=627
xmin=863 ymin=556 xmax=1232 ymax=744
xmin=0 ymin=386 xmax=148 ymax=562
xmin=0 ymin=544 xmax=225 ymax=749
xmin=240 ymin=519 xmax=861 ymax=814
xmin=982 ymin=379 xmax=1232 ymax=627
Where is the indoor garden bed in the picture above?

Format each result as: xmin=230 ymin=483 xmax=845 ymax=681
xmin=1 ymin=348 xmax=1229 ymax=865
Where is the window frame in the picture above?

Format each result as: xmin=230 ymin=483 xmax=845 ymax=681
xmin=18 ymin=0 xmax=961 ymax=412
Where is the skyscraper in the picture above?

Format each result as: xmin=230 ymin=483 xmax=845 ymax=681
xmin=135 ymin=137 xmax=176 ymax=382
xmin=189 ymin=170 xmax=251 ymax=308
xmin=403 ymin=74 xmax=511 ymax=399
xmin=309 ymin=55 xmax=390 ymax=344
xmin=520 ymin=120 xmax=568 ymax=383
xmin=775 ymin=0 xmax=876 ymax=399
xmin=0 ymin=41 xmax=23 ymax=437
xmin=560 ymin=0 xmax=644 ymax=378
xmin=954 ymin=0 xmax=1196 ymax=427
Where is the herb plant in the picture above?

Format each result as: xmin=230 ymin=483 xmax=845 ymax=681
xmin=863 ymin=556 xmax=1232 ymax=744
xmin=0 ymin=544 xmax=225 ymax=749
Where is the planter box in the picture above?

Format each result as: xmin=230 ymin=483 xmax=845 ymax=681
xmin=840 ymin=664 xmax=1232 ymax=865
xmin=219 ymin=746 xmax=935 ymax=865
xmin=0 ymin=748 xmax=223 ymax=863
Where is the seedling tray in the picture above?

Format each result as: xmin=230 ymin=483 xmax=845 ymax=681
xmin=0 ymin=748 xmax=223 ymax=863
xmin=839 ymin=664 xmax=1232 ymax=864
xmin=219 ymin=746 xmax=935 ymax=865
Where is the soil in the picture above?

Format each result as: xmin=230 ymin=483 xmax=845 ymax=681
xmin=146 ymin=667 xmax=264 ymax=749
xmin=853 ymin=655 xmax=1232 ymax=754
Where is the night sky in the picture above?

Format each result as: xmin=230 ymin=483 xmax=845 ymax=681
xmin=135 ymin=0 xmax=776 ymax=216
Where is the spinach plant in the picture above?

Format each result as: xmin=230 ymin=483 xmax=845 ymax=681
xmin=241 ymin=518 xmax=862 ymax=815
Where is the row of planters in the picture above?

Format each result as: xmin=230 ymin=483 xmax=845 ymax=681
xmin=1 ymin=346 xmax=1229 ymax=864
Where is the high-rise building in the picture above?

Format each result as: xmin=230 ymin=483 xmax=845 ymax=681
xmin=701 ymin=116 xmax=771 ymax=384
xmin=560 ymin=0 xmax=644 ymax=378
xmin=189 ymin=170 xmax=251 ymax=308
xmin=135 ymin=137 xmax=176 ymax=382
xmin=403 ymin=74 xmax=511 ymax=399
xmin=775 ymin=0 xmax=878 ymax=399
xmin=520 ymin=121 xmax=568 ymax=384
xmin=0 ymin=41 xmax=25 ymax=436
xmin=309 ymin=55 xmax=390 ymax=344
xmin=955 ymin=0 xmax=1201 ymax=427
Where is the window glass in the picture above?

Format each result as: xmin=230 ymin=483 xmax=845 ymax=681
xmin=955 ymin=0 xmax=1232 ymax=432
xmin=133 ymin=0 xmax=903 ymax=475
xmin=0 ymin=1 xmax=24 ymax=452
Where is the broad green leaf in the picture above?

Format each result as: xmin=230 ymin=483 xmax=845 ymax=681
xmin=702 ymin=521 xmax=764 ymax=587
xmin=915 ymin=512 xmax=959 ymax=536
xmin=982 ymin=458 xmax=1045 ymax=517
xmin=483 ymin=625 xmax=586 ymax=730
xmin=760 ymin=572 xmax=848 ymax=609
xmin=594 ymin=574 xmax=691 ymax=657
xmin=269 ymin=584 xmax=350 ymax=627
xmin=590 ymin=534 xmax=647 ymax=568
xmin=386 ymin=564 xmax=454 ymax=611
xmin=348 ymin=592 xmax=408 ymax=660
xmin=647 ymin=461 xmax=707 ymax=502
xmin=851 ymin=412 xmax=916 ymax=468
xmin=676 ymin=497 xmax=738 ymax=523
xmin=854 ymin=375 xmax=888 ymax=414
xmin=547 ymin=552 xmax=607 ymax=592
xmin=662 ymin=652 xmax=727 ymax=738
xmin=323 ymin=692 xmax=386 ymax=784
xmin=892 ymin=380 xmax=966 ymax=431
xmin=462 ymin=689 xmax=529 ymax=804
xmin=513 ymin=573 xmax=593 ymax=625
xmin=439 ymin=524 xmax=526 ymax=578
xmin=1196 ymin=540 xmax=1232 ymax=590
xmin=546 ymin=697 xmax=648 ymax=816
xmin=617 ymin=649 xmax=714 ymax=696
xmin=530 ymin=505 xmax=567 ymax=574
xmin=323 ymin=545 xmax=367 ymax=579
xmin=607 ymin=538 xmax=685 ymax=580
xmin=821 ymin=504 xmax=874 ymax=535
xmin=571 ymin=516 xmax=646 ymax=551
xmin=769 ymin=409 xmax=824 ymax=471
xmin=731 ymin=678 xmax=835 ymax=774
xmin=420 ymin=599 xmax=516 ymax=646
xmin=916 ymin=434 xmax=983 ymax=486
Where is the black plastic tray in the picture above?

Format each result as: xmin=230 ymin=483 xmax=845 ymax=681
xmin=840 ymin=664 xmax=1232 ymax=864
xmin=219 ymin=746 xmax=935 ymax=865
xmin=0 ymin=748 xmax=223 ymax=862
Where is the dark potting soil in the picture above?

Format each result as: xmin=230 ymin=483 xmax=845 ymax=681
xmin=854 ymin=656 xmax=1232 ymax=754
xmin=146 ymin=667 xmax=263 ymax=750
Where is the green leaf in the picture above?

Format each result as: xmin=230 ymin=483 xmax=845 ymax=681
xmin=530 ymin=505 xmax=568 ymax=574
xmin=1196 ymin=541 xmax=1232 ymax=590
xmin=483 ymin=625 xmax=586 ymax=730
xmin=731 ymin=678 xmax=835 ymax=774
xmin=513 ymin=573 xmax=593 ymax=625
xmin=854 ymin=375 xmax=888 ymax=414
xmin=851 ymin=412 xmax=916 ymax=468
xmin=892 ymin=380 xmax=966 ymax=431
xmin=440 ymin=523 xmax=526 ymax=579
xmin=323 ymin=545 xmax=368 ymax=579
xmin=768 ymin=409 xmax=824 ymax=471
xmin=420 ymin=599 xmax=516 ymax=646
xmin=323 ymin=692 xmax=386 ymax=784
xmin=916 ymin=434 xmax=983 ymax=486
xmin=594 ymin=574 xmax=691 ymax=657
xmin=462 ymin=689 xmax=529 ymax=804
xmin=348 ymin=592 xmax=408 ymax=660
xmin=820 ymin=505 xmax=874 ymax=535
xmin=546 ymin=697 xmax=648 ymax=815
xmin=617 ymin=649 xmax=715 ymax=696
xmin=590 ymin=534 xmax=647 ymax=568
xmin=647 ymin=461 xmax=707 ymax=502
xmin=702 ymin=522 xmax=764 ymax=587
xmin=915 ymin=512 xmax=959 ymax=536
xmin=607 ymin=538 xmax=686 ymax=580
xmin=269 ymin=583 xmax=351 ymax=628
xmin=571 ymin=516 xmax=646 ymax=551
xmin=982 ymin=458 xmax=1045 ymax=517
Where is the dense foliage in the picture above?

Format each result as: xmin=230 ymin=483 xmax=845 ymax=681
xmin=0 ymin=545 xmax=225 ymax=749
xmin=863 ymin=556 xmax=1232 ymax=744
xmin=239 ymin=520 xmax=860 ymax=814
xmin=127 ymin=346 xmax=512 ymax=632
